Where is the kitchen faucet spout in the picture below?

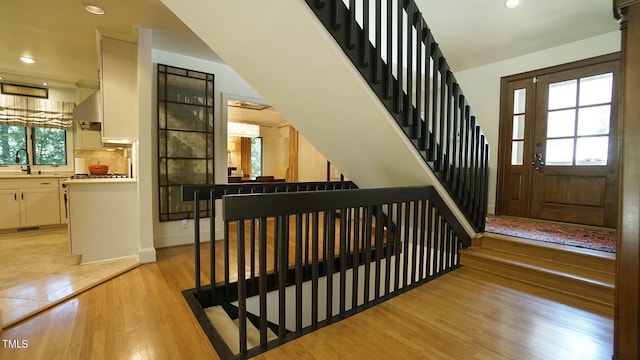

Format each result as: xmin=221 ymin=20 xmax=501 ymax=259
xmin=14 ymin=148 xmax=31 ymax=175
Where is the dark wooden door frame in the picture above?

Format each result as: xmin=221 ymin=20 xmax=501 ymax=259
xmin=496 ymin=52 xmax=621 ymax=226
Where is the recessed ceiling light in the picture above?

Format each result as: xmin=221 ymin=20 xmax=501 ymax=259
xmin=505 ymin=0 xmax=520 ymax=8
xmin=42 ymin=82 xmax=48 ymax=86
xmin=83 ymin=3 xmax=105 ymax=15
xmin=19 ymin=56 xmax=35 ymax=64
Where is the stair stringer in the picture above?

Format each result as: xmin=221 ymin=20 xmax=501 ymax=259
xmin=160 ymin=0 xmax=475 ymax=237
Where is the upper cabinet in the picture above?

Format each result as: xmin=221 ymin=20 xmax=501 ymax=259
xmin=100 ymin=36 xmax=138 ymax=142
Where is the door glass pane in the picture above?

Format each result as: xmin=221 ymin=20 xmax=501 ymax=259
xmin=513 ymin=88 xmax=526 ymax=114
xmin=576 ymin=136 xmax=608 ymax=166
xmin=547 ymin=109 xmax=576 ymax=138
xmin=577 ymin=105 xmax=610 ymax=136
xmin=548 ymin=79 xmax=577 ymax=110
xmin=511 ymin=140 xmax=524 ymax=165
xmin=546 ymin=139 xmax=574 ymax=166
xmin=579 ymin=73 xmax=613 ymax=106
xmin=512 ymin=115 xmax=525 ymax=139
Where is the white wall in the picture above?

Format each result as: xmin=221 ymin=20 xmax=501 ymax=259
xmin=454 ymin=31 xmax=621 ymax=214
xmin=151 ymin=49 xmax=264 ymax=247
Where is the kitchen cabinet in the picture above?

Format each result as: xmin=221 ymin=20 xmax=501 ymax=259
xmin=58 ymin=178 xmax=68 ymax=225
xmin=0 ymin=190 xmax=21 ymax=229
xmin=0 ymin=179 xmax=62 ymax=229
xmin=99 ymin=36 xmax=138 ymax=141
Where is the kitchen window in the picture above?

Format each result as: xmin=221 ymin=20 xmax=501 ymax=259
xmin=0 ymin=125 xmax=68 ymax=166
xmin=0 ymin=94 xmax=74 ymax=170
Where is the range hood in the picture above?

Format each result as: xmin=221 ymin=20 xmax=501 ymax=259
xmin=74 ymin=90 xmax=102 ymax=131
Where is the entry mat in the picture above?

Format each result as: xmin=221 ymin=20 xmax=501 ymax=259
xmin=485 ymin=216 xmax=616 ymax=253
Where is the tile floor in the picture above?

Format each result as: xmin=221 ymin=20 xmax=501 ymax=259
xmin=0 ymin=228 xmax=139 ymax=328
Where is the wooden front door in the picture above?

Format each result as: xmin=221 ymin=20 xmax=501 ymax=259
xmin=497 ymin=54 xmax=620 ymax=228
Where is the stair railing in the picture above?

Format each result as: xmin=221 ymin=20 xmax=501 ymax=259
xmin=306 ymin=0 xmax=490 ymax=231
xmin=182 ymin=181 xmax=357 ymax=301
xmin=221 ymin=185 xmax=469 ymax=358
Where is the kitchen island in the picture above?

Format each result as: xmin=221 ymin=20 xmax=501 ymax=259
xmin=65 ymin=178 xmax=139 ymax=264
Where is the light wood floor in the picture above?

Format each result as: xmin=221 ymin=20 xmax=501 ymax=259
xmin=0 ymin=229 xmax=139 ymax=328
xmin=0 ymin=240 xmax=613 ymax=360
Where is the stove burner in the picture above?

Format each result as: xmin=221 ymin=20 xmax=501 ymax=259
xmin=71 ymin=173 xmax=129 ymax=179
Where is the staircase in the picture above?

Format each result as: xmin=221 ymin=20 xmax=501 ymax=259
xmin=161 ymin=0 xmax=489 ymax=236
xmin=460 ymin=233 xmax=615 ymax=308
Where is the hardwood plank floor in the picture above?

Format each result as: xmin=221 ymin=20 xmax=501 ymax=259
xmin=0 ymin=229 xmax=139 ymax=328
xmin=0 ymin=241 xmax=613 ymax=360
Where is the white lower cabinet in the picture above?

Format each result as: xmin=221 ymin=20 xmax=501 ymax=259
xmin=0 ymin=190 xmax=21 ymax=229
xmin=0 ymin=178 xmax=62 ymax=229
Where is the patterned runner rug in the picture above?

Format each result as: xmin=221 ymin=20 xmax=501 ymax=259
xmin=485 ymin=216 xmax=616 ymax=253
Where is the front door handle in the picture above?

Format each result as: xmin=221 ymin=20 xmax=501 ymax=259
xmin=532 ymin=152 xmax=544 ymax=170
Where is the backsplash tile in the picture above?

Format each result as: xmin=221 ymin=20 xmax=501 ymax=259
xmin=74 ymin=149 xmax=128 ymax=174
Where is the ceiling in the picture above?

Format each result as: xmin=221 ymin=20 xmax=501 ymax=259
xmin=0 ymin=0 xmax=619 ymax=89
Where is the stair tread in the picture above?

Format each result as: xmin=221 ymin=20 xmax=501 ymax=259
xmin=205 ymin=305 xmax=277 ymax=355
xmin=461 ymin=247 xmax=614 ymax=287
xmin=482 ymin=232 xmax=615 ymax=260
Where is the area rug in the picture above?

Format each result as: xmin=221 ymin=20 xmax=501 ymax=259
xmin=484 ymin=216 xmax=617 ymax=253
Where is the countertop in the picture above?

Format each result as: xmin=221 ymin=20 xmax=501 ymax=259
xmin=64 ymin=178 xmax=137 ymax=185
xmin=0 ymin=173 xmax=73 ymax=179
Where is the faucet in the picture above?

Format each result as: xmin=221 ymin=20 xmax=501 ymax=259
xmin=14 ymin=148 xmax=31 ymax=175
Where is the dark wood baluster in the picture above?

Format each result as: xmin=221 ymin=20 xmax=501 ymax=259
xmin=425 ymin=202 xmax=434 ymax=280
xmin=422 ymin=31 xmax=432 ymax=154
xmin=250 ymin=218 xmax=256 ymax=293
xmin=237 ymin=219 xmax=247 ymax=355
xmin=452 ymin=90 xmax=461 ymax=194
xmin=209 ymin=190 xmax=216 ymax=303
xmin=384 ymin=203 xmax=393 ymax=296
xmin=431 ymin=50 xmax=440 ymax=163
xmin=414 ymin=17 xmax=424 ymax=142
xmin=351 ymin=207 xmax=361 ymax=312
xmin=374 ymin=204 xmax=383 ymax=301
xmin=311 ymin=212 xmax=319 ymax=328
xmin=418 ymin=199 xmax=427 ymax=281
xmin=461 ymin=107 xmax=471 ymax=204
xmin=348 ymin=0 xmax=356 ymax=49
xmin=444 ymin=70 xmax=454 ymax=183
xmin=374 ymin=0 xmax=382 ymax=83
xmin=402 ymin=201 xmax=410 ymax=289
xmin=438 ymin=57 xmax=446 ymax=172
xmin=362 ymin=0 xmax=370 ymax=67
xmin=363 ymin=207 xmax=372 ymax=305
xmin=331 ymin=0 xmax=341 ymax=30
xmin=404 ymin=0 xmax=413 ymax=127
xmin=193 ymin=191 xmax=201 ymax=299
xmin=396 ymin=0 xmax=404 ymax=113
xmin=325 ymin=209 xmax=335 ymax=323
xmin=278 ymin=215 xmax=288 ymax=340
xmin=393 ymin=202 xmax=402 ymax=292
xmin=295 ymin=213 xmax=303 ymax=333
xmin=339 ymin=207 xmax=348 ymax=316
xmin=259 ymin=217 xmax=268 ymax=347
xmin=385 ymin=0 xmax=393 ymax=98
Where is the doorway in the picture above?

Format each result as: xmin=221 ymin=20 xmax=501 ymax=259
xmin=496 ymin=53 xmax=620 ymax=228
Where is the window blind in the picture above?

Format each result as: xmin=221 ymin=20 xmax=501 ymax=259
xmin=0 ymin=95 xmax=75 ymax=129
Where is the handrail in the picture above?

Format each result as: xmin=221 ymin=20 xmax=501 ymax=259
xmin=223 ymin=186 xmax=470 ymax=246
xmin=305 ymin=0 xmax=490 ymax=232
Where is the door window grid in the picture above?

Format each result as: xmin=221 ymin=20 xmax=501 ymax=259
xmin=546 ymin=73 xmax=613 ymax=166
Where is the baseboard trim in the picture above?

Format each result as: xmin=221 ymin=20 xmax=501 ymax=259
xmin=139 ymin=247 xmax=157 ymax=263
